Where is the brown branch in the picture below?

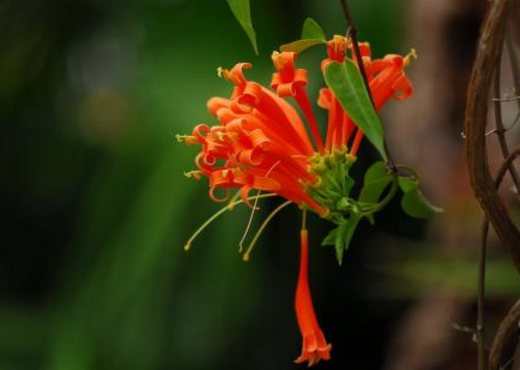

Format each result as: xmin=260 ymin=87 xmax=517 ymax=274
xmin=505 ymin=33 xmax=520 ymax=113
xmin=493 ymin=49 xmax=520 ymax=194
xmin=465 ymin=0 xmax=520 ymax=275
xmin=495 ymin=147 xmax=520 ymax=185
xmin=489 ymin=299 xmax=520 ymax=370
xmin=479 ymin=147 xmax=520 ymax=370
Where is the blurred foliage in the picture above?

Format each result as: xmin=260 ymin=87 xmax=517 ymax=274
xmin=1 ymin=1 xmax=511 ymax=370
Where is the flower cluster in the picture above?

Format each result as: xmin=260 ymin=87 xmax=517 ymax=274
xmin=179 ymin=35 xmax=414 ymax=366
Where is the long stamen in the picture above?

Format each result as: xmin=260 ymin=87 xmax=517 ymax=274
xmin=184 ymin=193 xmax=276 ymax=251
xmin=227 ymin=190 xmax=242 ymax=211
xmin=404 ymin=48 xmax=417 ymax=67
xmin=243 ymin=200 xmax=291 ymax=261
xmin=239 ymin=160 xmax=282 ymax=251
xmin=239 ymin=190 xmax=262 ymax=252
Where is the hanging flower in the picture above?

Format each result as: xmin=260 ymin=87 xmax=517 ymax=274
xmin=179 ymin=35 xmax=415 ymax=366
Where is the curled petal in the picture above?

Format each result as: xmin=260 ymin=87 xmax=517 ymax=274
xmin=317 ymin=88 xmax=334 ymax=110
xmin=209 ymin=169 xmax=232 ymax=186
xmin=391 ymin=74 xmax=413 ymax=101
xmin=271 ymin=52 xmax=308 ymax=98
xmin=195 ymin=152 xmax=217 ymax=170
xmin=207 ymin=97 xmax=231 ymax=116
xmin=209 ymin=186 xmax=231 ymax=202
xmin=216 ymin=107 xmax=240 ymax=125
xmin=225 ymin=119 xmax=245 ymax=133
xmin=248 ymin=128 xmax=271 ymax=151
xmin=220 ymin=63 xmax=252 ymax=88
xmin=238 ymin=148 xmax=264 ymax=166
xmin=192 ymin=124 xmax=210 ymax=140
xmin=230 ymin=82 xmax=262 ymax=113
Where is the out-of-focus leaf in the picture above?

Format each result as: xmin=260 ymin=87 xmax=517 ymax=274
xmin=397 ymin=177 xmax=416 ymax=193
xmin=324 ymin=60 xmax=386 ymax=159
xmin=280 ymin=39 xmax=325 ymax=53
xmin=280 ymin=18 xmax=326 ymax=53
xmin=226 ymin=0 xmax=258 ymax=54
xmin=372 ymin=242 xmax=519 ymax=299
xmin=301 ymin=17 xmax=326 ymax=40
xmin=398 ymin=178 xmax=442 ymax=218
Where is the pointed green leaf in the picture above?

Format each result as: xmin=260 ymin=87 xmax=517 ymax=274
xmin=322 ymin=227 xmax=338 ymax=246
xmin=322 ymin=218 xmax=361 ymax=265
xmin=359 ymin=161 xmax=392 ymax=204
xmin=399 ymin=177 xmax=443 ymax=218
xmin=324 ymin=60 xmax=386 ymax=160
xmin=226 ymin=0 xmax=258 ymax=54
xmin=280 ymin=39 xmax=325 ymax=53
xmin=301 ymin=18 xmax=326 ymax=41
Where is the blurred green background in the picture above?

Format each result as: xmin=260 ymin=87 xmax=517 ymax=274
xmin=1 ymin=1 xmax=518 ymax=369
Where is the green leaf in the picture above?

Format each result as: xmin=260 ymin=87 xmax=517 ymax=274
xmin=322 ymin=217 xmax=361 ymax=265
xmin=280 ymin=39 xmax=325 ymax=53
xmin=322 ymin=227 xmax=338 ymax=246
xmin=324 ymin=60 xmax=386 ymax=160
xmin=364 ymin=161 xmax=388 ymax=183
xmin=359 ymin=161 xmax=392 ymax=204
xmin=301 ymin=18 xmax=326 ymax=41
xmin=226 ymin=0 xmax=258 ymax=54
xmin=398 ymin=177 xmax=443 ymax=218
xmin=279 ymin=18 xmax=326 ymax=53
xmin=398 ymin=177 xmax=417 ymax=193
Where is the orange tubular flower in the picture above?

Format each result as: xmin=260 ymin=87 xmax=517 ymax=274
xmin=180 ymin=36 xmax=415 ymax=366
xmin=295 ymin=227 xmax=332 ymax=366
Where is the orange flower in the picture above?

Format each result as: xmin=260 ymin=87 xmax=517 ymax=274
xmin=180 ymin=36 xmax=414 ymax=366
xmin=295 ymin=227 xmax=332 ymax=366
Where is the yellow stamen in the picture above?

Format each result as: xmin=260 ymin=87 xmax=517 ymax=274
xmin=217 ymin=67 xmax=241 ymax=85
xmin=328 ymin=35 xmax=348 ymax=57
xmin=227 ymin=190 xmax=242 ymax=211
xmin=175 ymin=134 xmax=187 ymax=142
xmin=404 ymin=48 xmax=417 ymax=67
xmin=243 ymin=200 xmax=291 ymax=261
xmin=176 ymin=134 xmax=198 ymax=145
xmin=184 ymin=170 xmax=201 ymax=180
xmin=272 ymin=51 xmax=285 ymax=70
xmin=184 ymin=193 xmax=276 ymax=251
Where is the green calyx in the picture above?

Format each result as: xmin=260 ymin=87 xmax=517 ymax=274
xmin=304 ymin=154 xmax=396 ymax=265
xmin=304 ymin=148 xmax=361 ymax=224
